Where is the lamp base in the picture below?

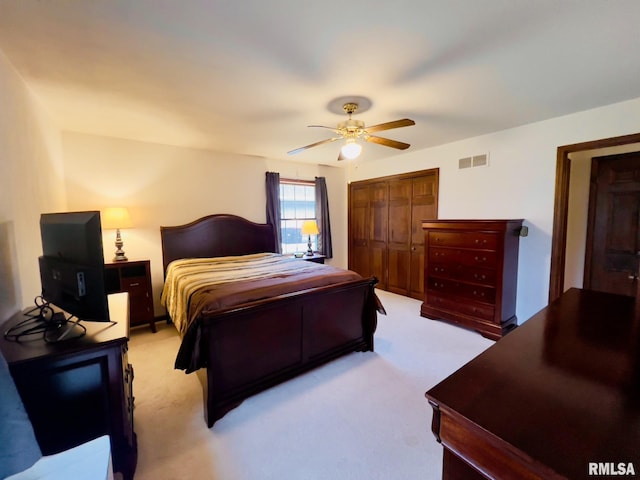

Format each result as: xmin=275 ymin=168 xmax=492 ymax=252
xmin=113 ymin=252 xmax=128 ymax=262
xmin=113 ymin=229 xmax=128 ymax=262
xmin=306 ymin=235 xmax=313 ymax=256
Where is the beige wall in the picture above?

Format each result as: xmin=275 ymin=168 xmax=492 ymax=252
xmin=0 ymin=50 xmax=65 ymax=317
xmin=62 ymin=132 xmax=347 ymax=314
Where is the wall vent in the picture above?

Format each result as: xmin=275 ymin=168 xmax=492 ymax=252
xmin=472 ymin=154 xmax=488 ymax=167
xmin=459 ymin=153 xmax=489 ymax=169
xmin=458 ymin=157 xmax=472 ymax=169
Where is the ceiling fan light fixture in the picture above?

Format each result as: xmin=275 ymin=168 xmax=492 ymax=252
xmin=287 ymin=99 xmax=414 ymax=158
xmin=341 ymin=140 xmax=362 ymax=159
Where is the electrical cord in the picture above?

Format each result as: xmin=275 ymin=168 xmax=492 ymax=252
xmin=3 ymin=296 xmax=86 ymax=343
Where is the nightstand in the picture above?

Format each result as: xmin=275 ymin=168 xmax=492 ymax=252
xmin=292 ymin=253 xmax=326 ymax=264
xmin=105 ymin=260 xmax=156 ymax=332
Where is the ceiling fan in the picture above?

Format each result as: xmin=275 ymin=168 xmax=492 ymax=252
xmin=287 ymin=102 xmax=415 ymax=160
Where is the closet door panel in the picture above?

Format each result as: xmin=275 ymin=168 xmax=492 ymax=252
xmin=408 ymin=174 xmax=439 ymax=299
xmin=388 ymin=179 xmax=412 ymax=294
xmin=369 ymin=182 xmax=388 ymax=288
xmin=349 ymin=184 xmax=370 ymax=277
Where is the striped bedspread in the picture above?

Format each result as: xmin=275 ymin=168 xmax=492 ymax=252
xmin=161 ymin=253 xmax=361 ymax=335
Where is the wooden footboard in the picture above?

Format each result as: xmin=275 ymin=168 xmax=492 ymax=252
xmin=198 ymin=276 xmax=378 ymax=427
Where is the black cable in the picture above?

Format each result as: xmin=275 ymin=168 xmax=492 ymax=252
xmin=44 ymin=315 xmax=86 ymax=343
xmin=3 ymin=296 xmax=86 ymax=343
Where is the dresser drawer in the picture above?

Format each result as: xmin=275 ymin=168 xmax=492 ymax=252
xmin=427 ymin=294 xmax=495 ymax=321
xmin=427 ymin=277 xmax=496 ymax=304
xmin=430 ymin=263 xmax=497 ymax=286
xmin=121 ymin=277 xmax=148 ymax=293
xmin=430 ymin=247 xmax=498 ymax=268
xmin=429 ymin=231 xmax=498 ymax=250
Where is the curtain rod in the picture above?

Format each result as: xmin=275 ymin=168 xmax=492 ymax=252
xmin=280 ymin=177 xmax=315 ymax=185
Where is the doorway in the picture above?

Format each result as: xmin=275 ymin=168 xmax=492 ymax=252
xmin=549 ymin=132 xmax=640 ymax=301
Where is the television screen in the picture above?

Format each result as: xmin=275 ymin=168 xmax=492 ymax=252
xmin=40 ymin=211 xmax=104 ymax=266
xmin=38 ymin=211 xmax=110 ymax=322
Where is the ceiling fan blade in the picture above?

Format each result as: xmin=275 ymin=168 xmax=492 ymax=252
xmin=365 ymin=118 xmax=415 ymax=133
xmin=308 ymin=125 xmax=340 ymax=133
xmin=366 ymin=135 xmax=411 ymax=150
xmin=287 ymin=137 xmax=340 ymax=155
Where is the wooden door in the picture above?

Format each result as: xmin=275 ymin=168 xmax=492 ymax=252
xmin=348 ymin=169 xmax=439 ymax=298
xmin=585 ymin=152 xmax=640 ymax=297
xmin=348 ymin=181 xmax=388 ymax=288
xmin=408 ymin=174 xmax=439 ymax=299
xmin=368 ymin=182 xmax=388 ymax=288
xmin=349 ymin=183 xmax=371 ymax=278
xmin=387 ymin=179 xmax=412 ymax=295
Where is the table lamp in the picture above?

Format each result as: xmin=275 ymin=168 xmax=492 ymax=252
xmin=102 ymin=207 xmax=133 ymax=262
xmin=301 ymin=220 xmax=319 ymax=256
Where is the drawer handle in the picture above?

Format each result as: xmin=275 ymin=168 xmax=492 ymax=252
xmin=474 ymin=256 xmax=487 ymax=262
xmin=129 ymin=282 xmax=140 ymax=287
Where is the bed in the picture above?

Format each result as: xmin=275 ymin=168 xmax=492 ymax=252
xmin=160 ymin=214 xmax=381 ymax=427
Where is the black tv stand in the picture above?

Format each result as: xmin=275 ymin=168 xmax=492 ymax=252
xmin=0 ymin=293 xmax=136 ymax=480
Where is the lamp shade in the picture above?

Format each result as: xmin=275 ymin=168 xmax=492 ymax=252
xmin=102 ymin=207 xmax=133 ymax=230
xmin=301 ymin=220 xmax=319 ymax=236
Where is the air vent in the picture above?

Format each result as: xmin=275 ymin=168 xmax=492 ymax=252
xmin=472 ymin=154 xmax=488 ymax=167
xmin=459 ymin=153 xmax=489 ymax=169
xmin=458 ymin=157 xmax=472 ymax=169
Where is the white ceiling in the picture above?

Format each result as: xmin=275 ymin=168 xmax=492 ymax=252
xmin=1 ymin=1 xmax=640 ymax=165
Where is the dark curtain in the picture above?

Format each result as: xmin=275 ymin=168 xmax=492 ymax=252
xmin=265 ymin=171 xmax=282 ymax=253
xmin=315 ymin=176 xmax=333 ymax=258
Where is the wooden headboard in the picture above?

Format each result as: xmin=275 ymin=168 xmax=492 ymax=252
xmin=160 ymin=214 xmax=276 ymax=272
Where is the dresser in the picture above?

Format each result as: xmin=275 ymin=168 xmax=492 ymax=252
xmin=425 ymin=288 xmax=640 ymax=479
xmin=0 ymin=293 xmax=137 ymax=480
xmin=420 ymin=219 xmax=523 ymax=340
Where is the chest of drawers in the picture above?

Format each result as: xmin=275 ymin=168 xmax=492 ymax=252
xmin=420 ymin=219 xmax=523 ymax=340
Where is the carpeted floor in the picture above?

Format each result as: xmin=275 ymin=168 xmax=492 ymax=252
xmin=127 ymin=290 xmax=493 ymax=480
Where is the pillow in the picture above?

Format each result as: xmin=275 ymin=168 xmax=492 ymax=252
xmin=0 ymin=350 xmax=42 ymax=478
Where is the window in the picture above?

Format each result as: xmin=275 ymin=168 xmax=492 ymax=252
xmin=279 ymin=179 xmax=315 ymax=254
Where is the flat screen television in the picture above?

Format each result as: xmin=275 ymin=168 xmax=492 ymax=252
xmin=38 ymin=210 xmax=110 ymax=322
